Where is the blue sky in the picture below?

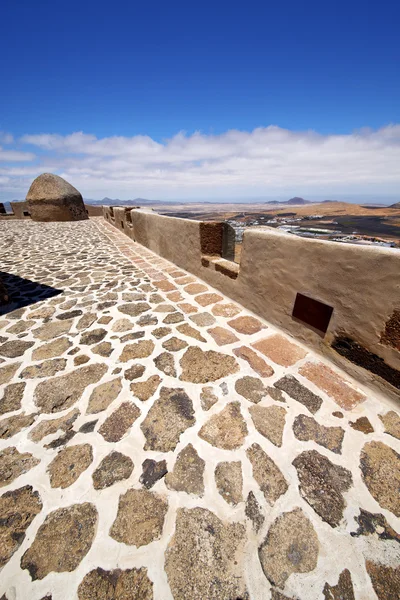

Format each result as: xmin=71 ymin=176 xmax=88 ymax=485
xmin=0 ymin=0 xmax=399 ymax=201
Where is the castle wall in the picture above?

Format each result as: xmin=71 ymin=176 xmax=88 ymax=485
xmin=103 ymin=205 xmax=400 ymax=396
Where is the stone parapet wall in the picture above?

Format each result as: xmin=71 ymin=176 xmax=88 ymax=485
xmin=103 ymin=205 xmax=400 ymax=395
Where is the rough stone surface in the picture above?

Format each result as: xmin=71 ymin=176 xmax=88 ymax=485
xmin=80 ymin=328 xmax=107 ymax=345
xmin=350 ymin=416 xmax=374 ymax=434
xmin=130 ymin=375 xmax=161 ymax=401
xmin=76 ymin=313 xmax=97 ymax=331
xmin=118 ymin=302 xmax=151 ymax=317
xmin=0 ymin=447 xmax=40 ymax=487
xmin=215 ymin=461 xmax=243 ymax=505
xmin=253 ymin=334 xmax=307 ymax=367
xmin=165 ymin=507 xmax=248 ymax=600
xmin=365 ymin=560 xmax=400 ymax=600
xmin=33 ymin=320 xmax=73 ymax=342
xmin=0 ymin=340 xmax=34 ymax=358
xmin=293 ymin=414 xmax=344 ymax=453
xmin=293 ymin=450 xmax=353 ymax=527
xmin=360 ymin=441 xmax=400 ymax=517
xmin=20 ymin=358 xmax=66 ymax=379
xmin=190 ymin=312 xmax=216 ymax=327
xmin=35 ymin=364 xmax=107 ymax=413
xmin=124 ymin=364 xmax=145 ymax=381
xmin=110 ymin=489 xmax=167 ymax=547
xmin=235 ymin=376 xmax=267 ymax=404
xmin=140 ymin=459 xmax=168 ymax=489
xmin=228 ymin=315 xmax=264 ymax=335
xmin=208 ymin=326 xmax=239 ymax=346
xmin=21 ymin=503 xmax=97 ymax=580
xmin=29 ymin=409 xmax=79 ymax=442
xmin=233 ymin=346 xmax=274 ymax=377
xmin=0 ymin=382 xmax=25 ymax=415
xmin=199 ymin=402 xmax=248 ymax=449
xmin=0 ymin=412 xmax=36 ymax=439
xmin=323 ymin=569 xmax=355 ymax=600
xmin=0 ymin=485 xmax=42 ymax=568
xmin=26 ymin=173 xmax=87 ymax=222
xmin=141 ymin=387 xmax=195 ymax=451
xmin=176 ymin=323 xmax=206 ymax=341
xmin=0 ymin=362 xmax=21 ymax=385
xmin=32 ymin=337 xmax=71 ymax=360
xmin=99 ymin=402 xmax=140 ymax=443
xmin=152 ymin=326 xmax=171 ymax=339
xmin=86 ymin=378 xmax=122 ymax=414
xmin=246 ymin=443 xmax=288 ymax=505
xmin=299 ymin=362 xmax=366 ymax=410
xmin=195 ymin=292 xmax=223 ymax=306
xmin=92 ymin=451 xmax=134 ymax=490
xmin=162 ymin=336 xmax=188 ymax=352
xmin=249 ymin=405 xmax=286 ymax=447
xmin=274 ymin=375 xmax=323 ymax=414
xmin=379 ymin=410 xmax=400 ymax=440
xmin=154 ymin=352 xmax=176 ymax=376
xmin=258 ymin=508 xmax=319 ymax=588
xmin=119 ymin=340 xmax=154 ymax=362
xmin=48 ymin=444 xmax=93 ymax=488
xmin=200 ymin=386 xmax=218 ymax=410
xmin=180 ymin=346 xmax=239 ymax=383
xmin=77 ymin=567 xmax=154 ymax=600
xmin=245 ymin=491 xmax=264 ymax=532
xmin=165 ymin=444 xmax=205 ymax=496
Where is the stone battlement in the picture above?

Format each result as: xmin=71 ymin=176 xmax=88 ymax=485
xmin=103 ymin=205 xmax=400 ymax=398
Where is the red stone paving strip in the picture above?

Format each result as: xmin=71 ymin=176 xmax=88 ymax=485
xmin=155 ymin=281 xmax=177 ymax=292
xmin=252 ymin=334 xmax=308 ymax=367
xmin=299 ymin=362 xmax=366 ymax=410
xmin=207 ymin=326 xmax=240 ymax=346
xmin=195 ymin=293 xmax=224 ymax=307
xmin=228 ymin=316 xmax=265 ymax=335
xmin=184 ymin=283 xmax=208 ymax=295
xmin=177 ymin=303 xmax=198 ymax=314
xmin=174 ymin=275 xmax=196 ymax=285
xmin=211 ymin=303 xmax=242 ymax=317
xmin=166 ymin=291 xmax=184 ymax=302
xmin=233 ymin=346 xmax=274 ymax=378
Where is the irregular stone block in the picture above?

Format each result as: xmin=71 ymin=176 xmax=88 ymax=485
xmin=165 ymin=444 xmax=205 ymax=496
xmin=110 ymin=489 xmax=167 ymax=547
xmin=235 ymin=376 xmax=267 ymax=404
xmin=86 ymin=378 xmax=122 ymax=414
xmin=274 ymin=375 xmax=322 ymax=414
xmin=360 ymin=441 xmax=400 ymax=517
xmin=78 ymin=567 xmax=153 ymax=600
xmin=180 ymin=346 xmax=239 ymax=383
xmin=48 ymin=444 xmax=93 ymax=488
xmin=199 ymin=402 xmax=248 ymax=450
xmin=0 ymin=382 xmax=25 ymax=415
xmin=293 ymin=414 xmax=344 ymax=454
xmin=0 ymin=447 xmax=40 ymax=487
xmin=293 ymin=450 xmax=353 ymax=527
xmin=258 ymin=507 xmax=319 ymax=588
xmin=246 ymin=443 xmax=288 ymax=505
xmin=29 ymin=409 xmax=79 ymax=442
xmin=99 ymin=402 xmax=140 ymax=443
xmin=165 ymin=507 xmax=247 ymax=600
xmin=140 ymin=459 xmax=168 ymax=489
xmin=215 ymin=461 xmax=243 ymax=505
xmin=249 ymin=405 xmax=286 ymax=447
xmin=92 ymin=451 xmax=134 ymax=490
xmin=130 ymin=375 xmax=161 ymax=401
xmin=21 ymin=503 xmax=97 ymax=580
xmin=0 ymin=485 xmax=42 ymax=568
xmin=141 ymin=387 xmax=195 ymax=451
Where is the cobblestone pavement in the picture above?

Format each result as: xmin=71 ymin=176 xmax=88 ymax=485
xmin=0 ymin=218 xmax=399 ymax=600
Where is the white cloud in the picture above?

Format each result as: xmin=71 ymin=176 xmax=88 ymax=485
xmin=1 ymin=124 xmax=399 ymax=200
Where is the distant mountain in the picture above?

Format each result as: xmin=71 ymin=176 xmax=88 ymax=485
xmin=389 ymin=202 xmax=400 ymax=208
xmin=265 ymin=197 xmax=313 ymax=205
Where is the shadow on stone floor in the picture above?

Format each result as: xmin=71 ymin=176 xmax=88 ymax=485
xmin=0 ymin=271 xmax=62 ymax=316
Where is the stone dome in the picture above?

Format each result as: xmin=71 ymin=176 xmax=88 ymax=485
xmin=26 ymin=173 xmax=88 ymax=222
